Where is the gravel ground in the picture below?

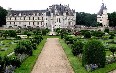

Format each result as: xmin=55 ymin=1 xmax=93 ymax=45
xmin=109 ymin=70 xmax=116 ymax=73
xmin=31 ymin=38 xmax=74 ymax=73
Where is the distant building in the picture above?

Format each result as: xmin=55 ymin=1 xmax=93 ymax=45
xmin=5 ymin=4 xmax=76 ymax=31
xmin=97 ymin=2 xmax=109 ymax=27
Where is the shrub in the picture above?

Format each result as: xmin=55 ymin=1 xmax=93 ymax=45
xmin=27 ymin=32 xmax=31 ymax=38
xmin=72 ymin=41 xmax=84 ymax=56
xmin=109 ymin=46 xmax=116 ymax=58
xmin=82 ymin=39 xmax=106 ymax=68
xmin=15 ymin=36 xmax=21 ymax=40
xmin=14 ymin=40 xmax=33 ymax=56
xmin=109 ymin=32 xmax=115 ymax=39
xmin=80 ymin=30 xmax=89 ymax=35
xmin=102 ymin=36 xmax=109 ymax=40
xmin=104 ymin=28 xmax=109 ymax=33
xmin=84 ymin=31 xmax=91 ymax=38
xmin=42 ymin=29 xmax=47 ymax=35
xmin=92 ymin=31 xmax=104 ymax=37
xmin=109 ymin=35 xmax=114 ymax=39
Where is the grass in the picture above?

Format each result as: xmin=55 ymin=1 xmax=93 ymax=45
xmin=91 ymin=62 xmax=116 ymax=73
xmin=14 ymin=38 xmax=46 ymax=73
xmin=59 ymin=39 xmax=87 ymax=73
xmin=0 ymin=40 xmax=17 ymax=57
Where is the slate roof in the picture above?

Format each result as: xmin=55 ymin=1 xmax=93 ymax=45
xmin=8 ymin=4 xmax=75 ymax=16
xmin=98 ymin=3 xmax=107 ymax=15
xmin=10 ymin=10 xmax=47 ymax=16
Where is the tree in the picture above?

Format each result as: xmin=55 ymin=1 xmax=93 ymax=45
xmin=0 ymin=6 xmax=7 ymax=26
xmin=108 ymin=12 xmax=116 ymax=27
xmin=82 ymin=39 xmax=106 ymax=68
xmin=76 ymin=12 xmax=97 ymax=26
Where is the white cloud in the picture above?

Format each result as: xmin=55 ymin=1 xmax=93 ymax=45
xmin=0 ymin=0 xmax=116 ymax=13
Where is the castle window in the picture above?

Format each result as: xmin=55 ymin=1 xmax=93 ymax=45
xmin=33 ymin=17 xmax=34 ymax=20
xmin=33 ymin=22 xmax=34 ymax=25
xmin=41 ymin=22 xmax=43 ymax=25
xmin=24 ymin=17 xmax=25 ymax=20
xmin=10 ymin=17 xmax=11 ymax=20
xmin=42 ymin=17 xmax=43 ymax=20
xmin=59 ymin=18 xmax=61 ymax=23
xmin=29 ymin=22 xmax=30 ymax=25
xmin=15 ymin=17 xmax=16 ymax=20
xmin=10 ymin=22 xmax=11 ymax=24
xmin=29 ymin=17 xmax=30 ymax=20
xmin=57 ymin=18 xmax=58 ymax=22
xmin=38 ymin=22 xmax=39 ymax=25
xmin=46 ymin=23 xmax=47 ymax=26
xmin=46 ymin=18 xmax=47 ymax=20
xmin=14 ymin=22 xmax=15 ymax=24
xmin=38 ymin=17 xmax=39 ymax=20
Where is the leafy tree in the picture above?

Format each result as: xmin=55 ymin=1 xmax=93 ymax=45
xmin=82 ymin=39 xmax=106 ymax=68
xmin=76 ymin=12 xmax=97 ymax=26
xmin=0 ymin=6 xmax=7 ymax=26
xmin=108 ymin=12 xmax=116 ymax=27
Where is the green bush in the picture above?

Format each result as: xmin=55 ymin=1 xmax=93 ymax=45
xmin=82 ymin=39 xmax=106 ymax=68
xmin=84 ymin=31 xmax=91 ymax=38
xmin=109 ymin=32 xmax=115 ymax=39
xmin=109 ymin=46 xmax=116 ymax=57
xmin=15 ymin=36 xmax=21 ymax=40
xmin=104 ymin=28 xmax=109 ymax=33
xmin=92 ymin=31 xmax=104 ymax=37
xmin=80 ymin=30 xmax=89 ymax=35
xmin=14 ymin=40 xmax=33 ymax=56
xmin=72 ymin=41 xmax=84 ymax=56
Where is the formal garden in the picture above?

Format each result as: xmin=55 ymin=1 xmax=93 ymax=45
xmin=55 ymin=28 xmax=116 ymax=73
xmin=0 ymin=27 xmax=116 ymax=73
xmin=0 ymin=28 xmax=50 ymax=73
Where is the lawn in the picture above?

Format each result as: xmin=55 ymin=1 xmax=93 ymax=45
xmin=0 ymin=40 xmax=18 ymax=57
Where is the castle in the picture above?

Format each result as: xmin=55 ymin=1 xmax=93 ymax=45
xmin=97 ymin=2 xmax=109 ymax=28
xmin=5 ymin=4 xmax=76 ymax=31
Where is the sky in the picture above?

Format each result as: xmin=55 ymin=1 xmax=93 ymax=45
xmin=0 ymin=0 xmax=116 ymax=14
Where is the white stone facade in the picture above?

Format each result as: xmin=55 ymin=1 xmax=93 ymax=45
xmin=5 ymin=4 xmax=76 ymax=31
xmin=97 ymin=3 xmax=109 ymax=27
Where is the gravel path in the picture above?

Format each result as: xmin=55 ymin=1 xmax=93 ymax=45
xmin=109 ymin=70 xmax=116 ymax=73
xmin=31 ymin=38 xmax=74 ymax=73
